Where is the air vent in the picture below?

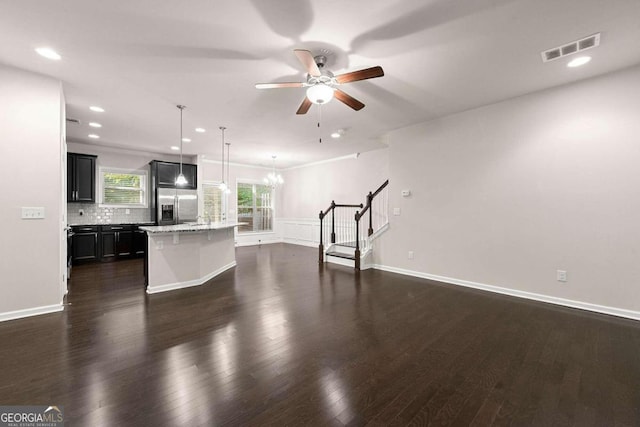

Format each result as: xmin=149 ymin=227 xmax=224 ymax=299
xmin=66 ymin=118 xmax=81 ymax=125
xmin=541 ymin=33 xmax=600 ymax=63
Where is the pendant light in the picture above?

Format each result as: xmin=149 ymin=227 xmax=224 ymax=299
xmin=175 ymin=105 xmax=188 ymax=186
xmin=264 ymin=155 xmax=284 ymax=188
xmin=219 ymin=126 xmax=227 ymax=191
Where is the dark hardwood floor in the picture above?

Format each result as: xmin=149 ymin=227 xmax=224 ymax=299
xmin=1 ymin=243 xmax=639 ymax=426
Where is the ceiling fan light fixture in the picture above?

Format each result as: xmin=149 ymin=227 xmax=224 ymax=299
xmin=306 ymin=84 xmax=334 ymax=105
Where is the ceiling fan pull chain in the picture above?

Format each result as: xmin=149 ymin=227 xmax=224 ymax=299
xmin=318 ymin=104 xmax=322 ymax=143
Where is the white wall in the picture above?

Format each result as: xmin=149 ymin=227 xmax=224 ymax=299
xmin=0 ymin=65 xmax=65 ymax=320
xmin=376 ymin=64 xmax=640 ymax=317
xmin=276 ymin=149 xmax=389 ymax=247
xmin=280 ymin=149 xmax=389 ymax=218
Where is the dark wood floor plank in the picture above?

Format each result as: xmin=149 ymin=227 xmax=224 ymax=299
xmin=0 ymin=244 xmax=639 ymax=426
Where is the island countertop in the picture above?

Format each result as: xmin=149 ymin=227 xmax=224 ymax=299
xmin=140 ymin=221 xmax=244 ymax=234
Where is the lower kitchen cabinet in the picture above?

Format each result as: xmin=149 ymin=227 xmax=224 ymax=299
xmin=133 ymin=228 xmax=147 ymax=257
xmin=72 ymin=226 xmax=99 ymax=263
xmin=100 ymin=225 xmax=133 ymax=260
xmin=70 ymin=224 xmax=147 ymax=264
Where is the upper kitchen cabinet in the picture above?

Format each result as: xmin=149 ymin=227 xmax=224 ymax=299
xmin=149 ymin=160 xmax=197 ymax=189
xmin=68 ymin=153 xmax=97 ymax=203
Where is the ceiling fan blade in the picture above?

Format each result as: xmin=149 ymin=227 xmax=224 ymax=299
xmin=296 ymin=97 xmax=313 ymax=115
xmin=294 ymin=49 xmax=321 ymax=77
xmin=335 ymin=66 xmax=384 ymax=84
xmin=255 ymin=82 xmax=305 ymax=89
xmin=334 ymin=89 xmax=365 ymax=111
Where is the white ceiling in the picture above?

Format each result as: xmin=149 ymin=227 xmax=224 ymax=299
xmin=2 ymin=0 xmax=640 ymax=167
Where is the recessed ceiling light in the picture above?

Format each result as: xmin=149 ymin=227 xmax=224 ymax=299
xmin=182 ymin=138 xmax=191 ymax=143
xmin=195 ymin=128 xmax=206 ymax=133
xmin=88 ymin=122 xmax=102 ymax=128
xmin=88 ymin=134 xmax=100 ymax=139
xmin=35 ymin=47 xmax=61 ymax=60
xmin=170 ymin=146 xmax=180 ymax=151
xmin=331 ymin=132 xmax=341 ymax=138
xmin=567 ymin=56 xmax=591 ymax=68
xmin=89 ymin=106 xmax=105 ymax=113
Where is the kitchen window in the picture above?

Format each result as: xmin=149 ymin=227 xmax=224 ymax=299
xmin=237 ymin=182 xmax=273 ymax=233
xmin=99 ymin=168 xmax=147 ymax=208
xmin=202 ymin=182 xmax=225 ymax=222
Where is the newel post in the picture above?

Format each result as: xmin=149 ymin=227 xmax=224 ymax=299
xmin=319 ymin=210 xmax=324 ymax=263
xmin=330 ymin=201 xmax=336 ymax=243
xmin=354 ymin=211 xmax=361 ymax=271
xmin=367 ymin=191 xmax=373 ymax=236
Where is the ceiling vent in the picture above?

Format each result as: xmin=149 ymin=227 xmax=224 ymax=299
xmin=541 ymin=33 xmax=600 ymax=63
xmin=66 ymin=118 xmax=81 ymax=125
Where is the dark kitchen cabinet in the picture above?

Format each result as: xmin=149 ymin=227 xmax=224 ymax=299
xmin=68 ymin=153 xmax=97 ymax=202
xmin=133 ymin=228 xmax=148 ymax=257
xmin=100 ymin=225 xmax=133 ymax=261
xmin=71 ymin=224 xmax=147 ymax=264
xmin=72 ymin=226 xmax=99 ymax=263
xmin=150 ymin=160 xmax=197 ymax=190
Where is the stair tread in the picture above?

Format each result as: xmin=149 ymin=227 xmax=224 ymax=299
xmin=326 ymin=251 xmax=356 ymax=260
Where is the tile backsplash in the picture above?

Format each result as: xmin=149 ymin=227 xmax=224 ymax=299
xmin=67 ymin=203 xmax=151 ymax=225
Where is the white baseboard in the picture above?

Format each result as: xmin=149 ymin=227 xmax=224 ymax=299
xmin=0 ymin=304 xmax=64 ymax=323
xmin=146 ymin=261 xmax=237 ymax=295
xmin=372 ymin=264 xmax=640 ymax=322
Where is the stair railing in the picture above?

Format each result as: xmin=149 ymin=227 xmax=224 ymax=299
xmin=354 ymin=180 xmax=389 ymax=269
xmin=318 ymin=180 xmax=389 ymax=269
xmin=319 ymin=202 xmax=363 ymax=262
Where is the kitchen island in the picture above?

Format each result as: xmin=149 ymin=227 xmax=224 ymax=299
xmin=139 ymin=222 xmax=241 ymax=294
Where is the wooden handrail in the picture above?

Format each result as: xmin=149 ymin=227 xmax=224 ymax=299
xmin=334 ymin=203 xmax=363 ymax=208
xmin=371 ymin=179 xmax=389 ymax=199
xmin=356 ymin=179 xmax=389 ymax=220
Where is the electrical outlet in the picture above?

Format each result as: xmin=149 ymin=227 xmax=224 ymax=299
xmin=173 ymin=234 xmax=179 ymax=244
xmin=125 ymin=209 xmax=130 ymax=214
xmin=155 ymin=241 xmax=164 ymax=250
xmin=557 ymin=270 xmax=567 ymax=282
xmin=393 ymin=207 xmax=401 ymax=216
xmin=408 ymin=251 xmax=414 ymax=260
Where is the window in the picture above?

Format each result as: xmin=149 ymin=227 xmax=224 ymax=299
xmin=202 ymin=182 xmax=225 ymax=222
xmin=99 ymin=168 xmax=147 ymax=207
xmin=237 ymin=182 xmax=273 ymax=233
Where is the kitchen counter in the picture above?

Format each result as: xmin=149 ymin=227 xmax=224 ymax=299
xmin=69 ymin=222 xmax=154 ymax=226
xmin=142 ymin=222 xmax=241 ymax=294
xmin=139 ymin=221 xmax=242 ymax=234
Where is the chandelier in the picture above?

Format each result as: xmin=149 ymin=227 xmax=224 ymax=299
xmin=264 ymin=155 xmax=284 ymax=188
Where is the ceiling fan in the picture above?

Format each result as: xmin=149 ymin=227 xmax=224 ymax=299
xmin=255 ymin=49 xmax=384 ymax=115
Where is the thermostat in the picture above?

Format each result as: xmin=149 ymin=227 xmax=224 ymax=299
xmin=401 ymin=190 xmax=411 ymax=197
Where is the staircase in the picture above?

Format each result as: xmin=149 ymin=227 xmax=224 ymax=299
xmin=319 ymin=180 xmax=389 ymax=270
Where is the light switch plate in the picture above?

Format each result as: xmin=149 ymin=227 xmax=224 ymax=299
xmin=22 ymin=207 xmax=45 ymax=219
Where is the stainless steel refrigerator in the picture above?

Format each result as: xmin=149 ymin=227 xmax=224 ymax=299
xmin=157 ymin=188 xmax=198 ymax=225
